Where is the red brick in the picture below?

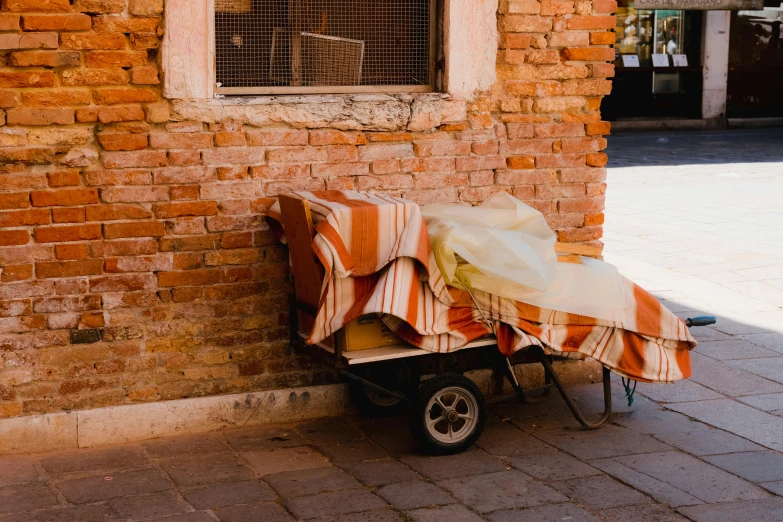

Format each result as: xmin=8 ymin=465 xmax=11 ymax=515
xmin=501 ymin=33 xmax=533 ymax=49
xmin=80 ymin=312 xmax=105 ymax=328
xmin=525 ymin=49 xmax=560 ymax=64
xmin=60 ymin=33 xmax=126 ymax=50
xmin=31 ymin=189 xmax=98 ymax=207
xmin=52 ymin=207 xmax=86 ymax=223
xmin=85 ymin=204 xmax=151 ymax=221
xmin=558 ymin=196 xmax=605 ymax=213
xmin=100 ymin=238 xmax=157 ymax=256
xmin=500 ymin=15 xmax=553 ymax=33
xmin=94 ymin=88 xmax=157 ymax=105
xmin=149 ymin=132 xmax=213 ymax=150
xmin=586 ymin=121 xmax=611 ymax=135
xmin=93 ymin=15 xmax=159 ymax=34
xmin=540 ymin=0 xmax=575 ymax=15
xmin=158 ymin=269 xmax=222 ymax=287
xmin=456 ymin=156 xmax=506 ymax=172
xmin=97 ymin=132 xmax=148 ymax=151
xmin=22 ymin=90 xmax=91 ymax=108
xmin=85 ymin=50 xmax=147 ymax=68
xmin=246 ymin=129 xmax=308 ymax=147
xmin=593 ymin=0 xmax=618 ymax=13
xmin=101 ymin=186 xmax=168 ymax=203
xmin=153 ymin=202 xmax=217 ymax=218
xmin=84 ymin=169 xmax=150 ymax=186
xmin=97 ymin=105 xmax=144 ymax=123
xmin=3 ymin=0 xmax=71 ymax=11
xmin=0 ymin=230 xmax=29 ymax=246
xmin=0 ymin=147 xmax=56 ymax=164
xmin=533 ymin=123 xmax=585 ymax=138
xmin=34 ymin=224 xmax=102 ymax=243
xmin=536 ymin=154 xmax=586 ymax=168
xmin=130 ymin=66 xmax=159 ymax=85
xmin=0 ymin=71 xmax=56 ymax=88
xmin=507 ymin=156 xmax=535 ymax=169
xmin=267 ymin=146 xmax=326 ymax=163
xmin=0 ymin=91 xmax=18 ymax=109
xmin=215 ymin=131 xmax=245 ymax=147
xmin=73 ymin=0 xmax=127 ymax=13
xmin=104 ymin=221 xmax=164 ymax=239
xmin=220 ymin=232 xmax=252 ymax=249
xmin=590 ymin=32 xmax=616 ymax=45
xmin=22 ymin=14 xmax=92 ymax=31
xmin=7 ymin=108 xmax=73 ymax=126
xmin=152 ymin=167 xmax=215 ymax=184
xmin=309 ymin=130 xmax=366 ymax=146
xmin=0 ymin=264 xmax=32 ymax=282
xmin=0 ymin=193 xmax=30 ymax=210
xmin=413 ymin=140 xmax=471 ymax=157
xmin=55 ymin=243 xmax=88 ymax=260
xmin=46 ymin=171 xmax=80 ymax=187
xmin=586 ymin=152 xmax=608 ymax=167
xmin=0 ymin=209 xmax=50 ymax=227
xmin=562 ymin=48 xmax=615 ymax=62
xmin=63 ymin=69 xmax=129 ymax=87
xmin=202 ymin=147 xmax=266 ymax=166
xmin=36 ymin=259 xmax=103 ymax=278
xmin=0 ymin=14 xmax=20 ymax=30
xmin=102 ymin=150 xmax=167 ymax=169
xmin=0 ymin=32 xmax=58 ymax=50
xmin=567 ymin=16 xmax=616 ymax=30
xmin=170 ymin=185 xmax=198 ymax=201
xmin=9 ymin=50 xmax=81 ymax=68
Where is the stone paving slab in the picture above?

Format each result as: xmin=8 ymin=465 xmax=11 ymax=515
xmin=438 ymin=471 xmax=567 ymax=513
xmin=679 ymin=498 xmax=783 ymax=522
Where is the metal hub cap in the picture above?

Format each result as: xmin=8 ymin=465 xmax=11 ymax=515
xmin=425 ymin=386 xmax=478 ymax=444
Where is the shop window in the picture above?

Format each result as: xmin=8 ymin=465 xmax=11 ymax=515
xmin=214 ymin=0 xmax=436 ymax=95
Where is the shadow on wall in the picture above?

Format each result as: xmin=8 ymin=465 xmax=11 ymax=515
xmin=605 ymin=128 xmax=783 ymax=168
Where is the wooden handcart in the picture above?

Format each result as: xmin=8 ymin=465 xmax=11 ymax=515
xmin=277 ymin=194 xmax=716 ymax=454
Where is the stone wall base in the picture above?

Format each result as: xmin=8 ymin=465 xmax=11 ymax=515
xmin=0 ymin=359 xmax=602 ymax=455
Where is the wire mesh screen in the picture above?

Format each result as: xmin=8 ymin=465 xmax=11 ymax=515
xmin=215 ymin=0 xmax=433 ymax=92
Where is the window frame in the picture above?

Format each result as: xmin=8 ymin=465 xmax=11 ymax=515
xmin=213 ymin=0 xmax=439 ymax=96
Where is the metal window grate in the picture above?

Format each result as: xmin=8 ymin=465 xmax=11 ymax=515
xmin=215 ymin=0 xmax=434 ymax=95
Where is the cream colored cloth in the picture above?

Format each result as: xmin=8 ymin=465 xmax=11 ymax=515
xmin=421 ymin=192 xmax=628 ymax=323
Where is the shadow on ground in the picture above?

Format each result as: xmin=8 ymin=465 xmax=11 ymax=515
xmin=606 ymin=128 xmax=783 ymax=168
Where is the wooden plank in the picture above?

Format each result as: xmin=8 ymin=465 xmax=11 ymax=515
xmin=278 ymin=194 xmax=324 ymax=328
xmin=557 ymin=254 xmax=582 ymax=264
xmin=555 ymin=242 xmax=602 ymax=257
xmin=301 ymin=332 xmax=497 ymax=365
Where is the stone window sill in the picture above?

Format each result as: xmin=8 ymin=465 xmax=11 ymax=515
xmin=170 ymin=93 xmax=468 ymax=132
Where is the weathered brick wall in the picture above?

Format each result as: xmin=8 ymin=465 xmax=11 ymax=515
xmin=0 ymin=0 xmax=615 ymax=418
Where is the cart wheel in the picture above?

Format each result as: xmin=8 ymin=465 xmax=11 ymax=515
xmin=350 ymin=361 xmax=419 ymax=416
xmin=409 ymin=373 xmax=486 ymax=455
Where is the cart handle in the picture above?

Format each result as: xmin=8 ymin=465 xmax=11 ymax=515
xmin=685 ymin=316 xmax=717 ymax=327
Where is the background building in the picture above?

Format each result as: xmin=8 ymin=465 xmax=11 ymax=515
xmin=604 ymin=0 xmax=783 ymax=127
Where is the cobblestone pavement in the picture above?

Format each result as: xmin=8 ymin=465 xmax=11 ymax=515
xmin=3 ymin=129 xmax=783 ymax=522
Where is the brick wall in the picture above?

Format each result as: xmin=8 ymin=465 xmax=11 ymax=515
xmin=0 ymin=0 xmax=615 ymax=418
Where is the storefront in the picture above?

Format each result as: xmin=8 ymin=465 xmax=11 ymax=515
xmin=603 ymin=0 xmax=768 ymax=124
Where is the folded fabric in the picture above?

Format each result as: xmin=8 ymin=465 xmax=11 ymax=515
xmin=268 ymin=190 xmax=697 ymax=383
xmin=423 ymin=192 xmax=628 ymax=323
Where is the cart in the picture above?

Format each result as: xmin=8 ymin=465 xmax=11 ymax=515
xmin=278 ymin=194 xmax=717 ymax=455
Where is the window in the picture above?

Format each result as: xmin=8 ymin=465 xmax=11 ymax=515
xmin=214 ymin=0 xmax=436 ymax=95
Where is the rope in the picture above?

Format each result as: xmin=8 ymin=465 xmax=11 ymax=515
xmin=621 ymin=377 xmax=637 ymax=407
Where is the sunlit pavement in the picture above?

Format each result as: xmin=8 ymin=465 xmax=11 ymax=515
xmin=3 ymin=129 xmax=783 ymax=522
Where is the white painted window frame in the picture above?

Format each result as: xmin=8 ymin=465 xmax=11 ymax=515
xmin=163 ymin=0 xmax=496 ymax=102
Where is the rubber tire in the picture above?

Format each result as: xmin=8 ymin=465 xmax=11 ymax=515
xmin=349 ymin=361 xmax=420 ymax=417
xmin=409 ymin=373 xmax=487 ymax=455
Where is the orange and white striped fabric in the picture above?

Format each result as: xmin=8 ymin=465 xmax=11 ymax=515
xmin=269 ymin=191 xmax=697 ymax=383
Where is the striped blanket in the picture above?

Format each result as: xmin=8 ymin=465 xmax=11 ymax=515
xmin=269 ymin=191 xmax=697 ymax=383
